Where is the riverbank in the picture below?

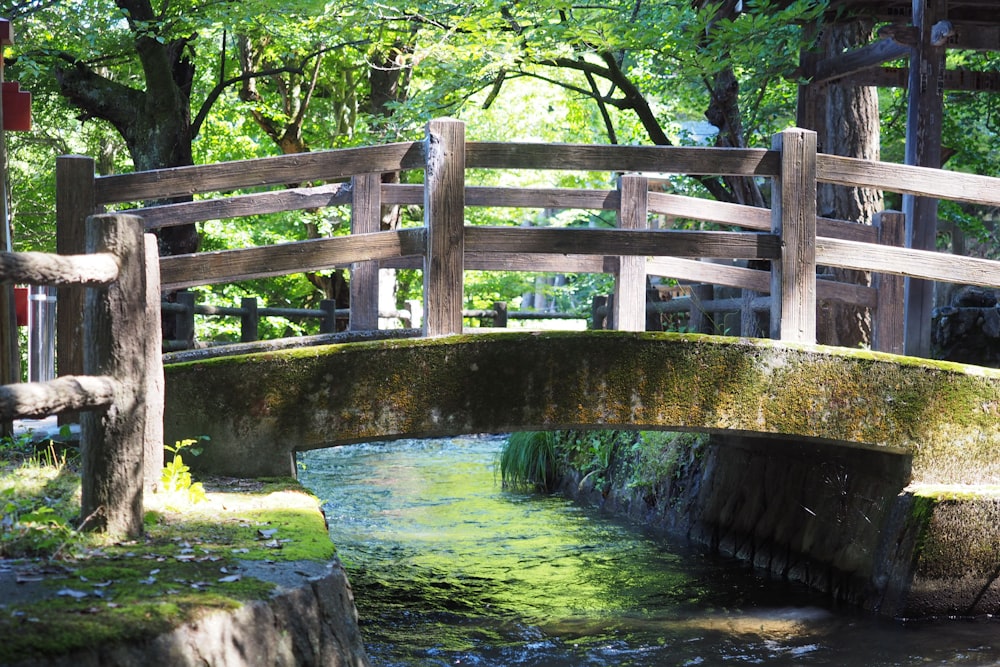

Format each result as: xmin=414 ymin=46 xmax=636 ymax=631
xmin=0 ymin=449 xmax=369 ymax=666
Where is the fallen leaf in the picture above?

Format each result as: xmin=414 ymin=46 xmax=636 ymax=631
xmin=258 ymin=529 xmax=278 ymax=539
xmin=57 ymin=588 xmax=88 ymax=599
xmin=218 ymin=574 xmax=241 ymax=583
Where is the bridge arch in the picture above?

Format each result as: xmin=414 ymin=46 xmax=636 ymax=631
xmin=164 ymin=330 xmax=1000 ymax=484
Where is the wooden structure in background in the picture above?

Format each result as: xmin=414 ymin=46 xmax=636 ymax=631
xmin=799 ymin=0 xmax=1000 ymax=356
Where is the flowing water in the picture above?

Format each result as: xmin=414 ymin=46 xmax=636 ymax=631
xmin=298 ymin=435 xmax=1000 ymax=666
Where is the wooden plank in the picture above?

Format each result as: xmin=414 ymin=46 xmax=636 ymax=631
xmin=815 ymin=237 xmax=1000 ymax=289
xmin=133 ymin=183 xmax=352 ymax=230
xmin=159 ymin=229 xmax=427 ymax=290
xmin=872 ymin=211 xmax=906 ymax=354
xmin=94 ymin=142 xmax=424 ymax=205
xmin=770 ymin=128 xmax=818 ymax=343
xmin=843 ymin=66 xmax=1000 ymax=92
xmin=142 ymin=233 xmax=164 ymax=491
xmin=465 ymin=252 xmax=605 ymax=273
xmin=423 ymin=118 xmax=466 ymax=336
xmin=464 ymin=226 xmax=781 ymax=259
xmin=615 ymin=174 xmax=648 ymax=331
xmin=350 ymin=174 xmax=381 ymax=331
xmin=467 ymin=142 xmax=781 ymax=176
xmin=649 ymin=192 xmax=771 ymax=230
xmin=56 ymin=156 xmax=96 ymax=383
xmin=810 ymin=37 xmax=910 ymax=86
xmin=816 ymin=154 xmax=1000 ymax=208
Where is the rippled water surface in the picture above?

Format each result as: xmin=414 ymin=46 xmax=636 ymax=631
xmin=299 ymin=436 xmax=1000 ymax=666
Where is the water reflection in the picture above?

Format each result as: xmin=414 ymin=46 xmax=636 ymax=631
xmin=299 ymin=435 xmax=1000 ymax=666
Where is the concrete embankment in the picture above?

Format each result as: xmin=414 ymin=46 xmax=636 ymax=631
xmin=558 ymin=432 xmax=1000 ymax=619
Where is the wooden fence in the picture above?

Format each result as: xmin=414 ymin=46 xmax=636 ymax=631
xmin=0 ymin=214 xmax=162 ymax=537
xmin=56 ymin=118 xmax=1000 ymax=366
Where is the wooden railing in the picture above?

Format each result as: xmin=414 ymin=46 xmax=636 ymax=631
xmin=0 ymin=214 xmax=162 ymax=538
xmin=55 ymin=118 xmax=1000 ymax=373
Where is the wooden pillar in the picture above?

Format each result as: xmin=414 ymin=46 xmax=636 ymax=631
xmin=142 ymin=234 xmax=163 ymax=491
xmin=423 ymin=118 xmax=466 ymax=336
xmin=770 ymin=128 xmax=818 ymax=343
xmin=902 ymin=0 xmax=947 ymax=358
xmin=872 ymin=211 xmax=906 ymax=354
xmin=492 ymin=301 xmax=508 ymax=328
xmin=240 ymin=297 xmax=258 ymax=342
xmin=615 ymin=174 xmax=648 ymax=332
xmin=81 ymin=213 xmax=148 ymax=538
xmin=350 ymin=173 xmax=381 ymax=331
xmin=174 ymin=291 xmax=195 ymax=348
xmin=56 ymin=156 xmax=96 ymax=425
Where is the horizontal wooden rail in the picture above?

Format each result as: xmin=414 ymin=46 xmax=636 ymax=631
xmin=94 ymin=142 xmax=424 ymax=205
xmin=465 ymin=226 xmax=782 ymax=259
xmin=0 ymin=375 xmax=118 ymax=420
xmin=817 ymin=154 xmax=1000 ymax=208
xmin=0 ymin=251 xmax=118 ymax=286
xmin=159 ymin=228 xmax=427 ymax=290
xmin=817 ymin=237 xmax=1000 ymax=288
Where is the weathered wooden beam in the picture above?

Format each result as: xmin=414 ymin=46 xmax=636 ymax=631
xmin=158 ymin=229 xmax=427 ymax=291
xmin=0 ymin=251 xmax=118 ymax=286
xmin=464 ymin=227 xmax=781 ymax=259
xmin=350 ymin=173 xmax=382 ymax=332
xmin=872 ymin=211 xmax=906 ymax=355
xmin=615 ymin=174 xmax=648 ymax=332
xmin=810 ymin=38 xmax=910 ymax=86
xmin=770 ymin=128 xmax=818 ymax=344
xmin=839 ymin=66 xmax=1000 ymax=92
xmin=0 ymin=375 xmax=117 ymax=420
xmin=56 ymin=155 xmax=95 ymax=383
xmin=94 ymin=142 xmax=424 ymax=205
xmin=81 ymin=213 xmax=149 ymax=538
xmin=423 ymin=118 xmax=466 ymax=337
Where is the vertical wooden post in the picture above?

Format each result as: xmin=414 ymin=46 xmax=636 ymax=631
xmin=319 ymin=299 xmax=338 ymax=333
xmin=492 ymin=301 xmax=508 ymax=328
xmin=872 ymin=211 xmax=906 ymax=354
xmin=240 ymin=297 xmax=258 ymax=342
xmin=56 ymin=156 xmax=96 ymax=424
xmin=175 ymin=291 xmax=195 ymax=348
xmin=423 ymin=118 xmax=466 ymax=336
xmin=350 ymin=173 xmax=382 ymax=331
xmin=902 ymin=0 xmax=946 ymax=358
xmin=615 ymin=174 xmax=648 ymax=332
xmin=81 ymin=213 xmax=147 ymax=538
xmin=142 ymin=234 xmax=164 ymax=492
xmin=770 ymin=128 xmax=818 ymax=343
xmin=689 ymin=284 xmax=715 ymax=334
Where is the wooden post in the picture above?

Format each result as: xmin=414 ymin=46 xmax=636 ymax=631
xmin=80 ymin=213 xmax=148 ymax=538
xmin=902 ymin=0 xmax=946 ymax=358
xmin=615 ymin=174 xmax=648 ymax=332
xmin=770 ymin=128 xmax=818 ymax=343
xmin=175 ymin=291 xmax=195 ymax=348
xmin=142 ymin=234 xmax=164 ymax=491
xmin=319 ymin=299 xmax=338 ymax=333
xmin=492 ymin=301 xmax=508 ymax=328
xmin=405 ymin=298 xmax=422 ymax=330
xmin=873 ymin=211 xmax=906 ymax=354
xmin=689 ymin=284 xmax=715 ymax=334
xmin=423 ymin=118 xmax=466 ymax=336
xmin=240 ymin=296 xmax=258 ymax=342
xmin=56 ymin=156 xmax=96 ymax=424
xmin=350 ymin=173 xmax=381 ymax=331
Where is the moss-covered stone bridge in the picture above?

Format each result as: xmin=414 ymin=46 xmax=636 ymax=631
xmin=165 ymin=330 xmax=1000 ymax=484
xmin=165 ymin=330 xmax=1000 ymax=617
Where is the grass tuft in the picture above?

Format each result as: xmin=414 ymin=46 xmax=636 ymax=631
xmin=498 ymin=431 xmax=559 ymax=492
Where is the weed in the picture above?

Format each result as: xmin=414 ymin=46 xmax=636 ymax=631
xmin=159 ymin=437 xmax=210 ymax=506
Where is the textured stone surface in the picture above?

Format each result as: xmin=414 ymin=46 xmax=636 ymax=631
xmin=10 ymin=560 xmax=370 ymax=667
xmin=166 ymin=331 xmax=1000 ymax=484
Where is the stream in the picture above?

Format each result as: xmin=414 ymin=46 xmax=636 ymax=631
xmin=298 ymin=435 xmax=1000 ymax=666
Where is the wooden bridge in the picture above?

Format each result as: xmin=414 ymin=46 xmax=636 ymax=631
xmin=3 ymin=118 xmax=1000 ymax=538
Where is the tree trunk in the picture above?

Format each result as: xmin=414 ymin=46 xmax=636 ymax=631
xmin=814 ymin=20 xmax=883 ymax=347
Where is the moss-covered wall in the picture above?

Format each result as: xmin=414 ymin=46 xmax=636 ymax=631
xmin=164 ymin=331 xmax=1000 ymax=484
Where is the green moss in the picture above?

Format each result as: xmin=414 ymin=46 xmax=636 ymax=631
xmin=0 ymin=477 xmax=335 ymax=664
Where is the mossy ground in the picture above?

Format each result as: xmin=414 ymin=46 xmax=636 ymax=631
xmin=0 ymin=442 xmax=335 ymax=665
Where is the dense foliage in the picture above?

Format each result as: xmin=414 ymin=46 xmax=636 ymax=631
xmin=3 ymin=1 xmax=999 ymax=338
